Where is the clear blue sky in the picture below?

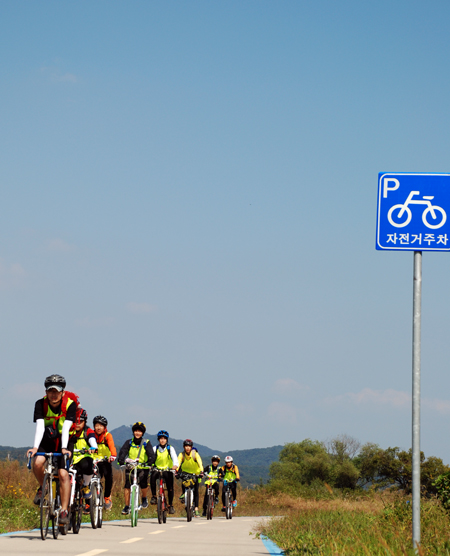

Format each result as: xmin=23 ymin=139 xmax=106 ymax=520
xmin=2 ymin=1 xmax=450 ymax=459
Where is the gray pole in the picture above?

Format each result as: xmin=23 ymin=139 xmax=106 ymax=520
xmin=412 ymin=250 xmax=422 ymax=550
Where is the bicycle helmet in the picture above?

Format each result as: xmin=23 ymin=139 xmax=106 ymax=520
xmin=224 ymin=456 xmax=233 ymax=463
xmin=183 ymin=439 xmax=193 ymax=447
xmin=157 ymin=430 xmax=169 ymax=439
xmin=76 ymin=408 xmax=88 ymax=422
xmin=211 ymin=455 xmax=221 ymax=462
xmin=93 ymin=415 xmax=108 ymax=427
xmin=132 ymin=422 xmax=146 ymax=433
xmin=44 ymin=374 xmax=66 ymax=392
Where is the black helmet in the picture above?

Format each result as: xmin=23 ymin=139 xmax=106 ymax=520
xmin=93 ymin=415 xmax=108 ymax=427
xmin=44 ymin=374 xmax=66 ymax=391
xmin=183 ymin=439 xmax=193 ymax=447
xmin=157 ymin=430 xmax=169 ymax=439
xmin=77 ymin=408 xmax=88 ymax=422
xmin=132 ymin=422 xmax=146 ymax=434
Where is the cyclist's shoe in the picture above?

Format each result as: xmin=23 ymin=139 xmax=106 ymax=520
xmin=59 ymin=510 xmax=69 ymax=525
xmin=104 ymin=496 xmax=112 ymax=510
xmin=142 ymin=497 xmax=149 ymax=509
xmin=150 ymin=496 xmax=157 ymax=505
xmin=202 ymin=510 xmax=206 ymax=517
xmin=82 ymin=485 xmax=92 ymax=499
xmin=179 ymin=493 xmax=185 ymax=500
xmin=214 ymin=496 xmax=219 ymax=505
xmin=83 ymin=503 xmax=90 ymax=514
xmin=169 ymin=505 xmax=175 ymax=514
xmin=221 ymin=506 xmax=226 ymax=512
xmin=232 ymin=500 xmax=237 ymax=508
xmin=195 ymin=510 xmax=200 ymax=517
xmin=121 ymin=505 xmax=130 ymax=515
xmin=33 ymin=487 xmax=42 ymax=506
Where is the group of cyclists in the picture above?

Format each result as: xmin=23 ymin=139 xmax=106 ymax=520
xmin=27 ymin=375 xmax=240 ymax=524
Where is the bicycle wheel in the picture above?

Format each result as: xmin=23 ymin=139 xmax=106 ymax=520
xmin=52 ymin=490 xmax=60 ymax=539
xmin=157 ymin=496 xmax=162 ymax=524
xmin=90 ymin=485 xmax=98 ymax=529
xmin=97 ymin=484 xmax=104 ymax=529
xmin=72 ymin=488 xmax=83 ymax=534
xmin=40 ymin=474 xmax=51 ymax=540
xmin=162 ymin=493 xmax=167 ymax=524
xmin=225 ymin=491 xmax=231 ymax=520
xmin=185 ymin=489 xmax=192 ymax=522
xmin=206 ymin=492 xmax=212 ymax=520
xmin=130 ymin=486 xmax=139 ymax=527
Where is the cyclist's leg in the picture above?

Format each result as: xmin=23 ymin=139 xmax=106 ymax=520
xmin=193 ymin=477 xmax=199 ymax=509
xmin=138 ymin=469 xmax=150 ymax=504
xmin=163 ymin=471 xmax=174 ymax=506
xmin=231 ymin=482 xmax=237 ymax=505
xmin=222 ymin=485 xmax=226 ymax=507
xmin=202 ymin=488 xmax=208 ymax=511
xmin=150 ymin=469 xmax=157 ymax=498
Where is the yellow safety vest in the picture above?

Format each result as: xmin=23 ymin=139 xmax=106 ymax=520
xmin=155 ymin=447 xmax=173 ymax=469
xmin=44 ymin=398 xmax=74 ymax=434
xmin=97 ymin=432 xmax=111 ymax=458
xmin=178 ymin=451 xmax=203 ymax=475
xmin=72 ymin=430 xmax=93 ymax=465
xmin=129 ymin=439 xmax=149 ymax=469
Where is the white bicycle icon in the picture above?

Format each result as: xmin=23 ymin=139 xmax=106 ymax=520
xmin=387 ymin=191 xmax=447 ymax=229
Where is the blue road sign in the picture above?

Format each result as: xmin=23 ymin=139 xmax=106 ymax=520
xmin=376 ymin=173 xmax=450 ymax=251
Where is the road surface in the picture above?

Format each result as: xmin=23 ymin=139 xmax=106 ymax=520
xmin=0 ymin=516 xmax=277 ymax=556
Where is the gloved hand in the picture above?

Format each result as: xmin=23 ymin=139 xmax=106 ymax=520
xmin=125 ymin=458 xmax=137 ymax=464
xmin=109 ymin=456 xmax=116 ymax=462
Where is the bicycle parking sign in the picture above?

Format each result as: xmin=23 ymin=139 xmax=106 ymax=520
xmin=376 ymin=172 xmax=450 ymax=251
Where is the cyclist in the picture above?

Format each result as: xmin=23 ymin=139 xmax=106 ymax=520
xmin=92 ymin=415 xmax=117 ymax=510
xmin=177 ymin=439 xmax=203 ymax=517
xmin=68 ymin=408 xmax=98 ymax=503
xmin=150 ymin=430 xmax=178 ymax=514
xmin=27 ymin=375 xmax=76 ymax=525
xmin=220 ymin=455 xmax=240 ymax=511
xmin=202 ymin=455 xmax=221 ymax=517
xmin=117 ymin=422 xmax=155 ymax=515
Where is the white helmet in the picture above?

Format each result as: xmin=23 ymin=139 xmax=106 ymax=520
xmin=224 ymin=456 xmax=233 ymax=463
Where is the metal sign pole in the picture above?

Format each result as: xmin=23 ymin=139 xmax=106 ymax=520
xmin=412 ymin=250 xmax=422 ymax=550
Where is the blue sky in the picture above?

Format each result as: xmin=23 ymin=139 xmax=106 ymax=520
xmin=3 ymin=1 xmax=450 ymax=460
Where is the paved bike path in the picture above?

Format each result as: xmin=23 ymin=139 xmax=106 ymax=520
xmin=0 ymin=516 xmax=278 ymax=555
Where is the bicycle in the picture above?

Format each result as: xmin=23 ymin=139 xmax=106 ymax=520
xmin=89 ymin=456 xmax=108 ymax=529
xmin=152 ymin=467 xmax=175 ymax=524
xmin=203 ymin=474 xmax=221 ymax=520
xmin=177 ymin=471 xmax=197 ymax=522
xmin=121 ymin=461 xmax=151 ymax=527
xmin=387 ymin=190 xmax=447 ymax=229
xmin=223 ymin=479 xmax=236 ymax=520
xmin=28 ymin=452 xmax=68 ymax=540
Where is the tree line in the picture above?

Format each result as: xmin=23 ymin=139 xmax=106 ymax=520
xmin=269 ymin=435 xmax=450 ymax=495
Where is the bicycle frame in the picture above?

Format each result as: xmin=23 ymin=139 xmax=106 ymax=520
xmin=89 ymin=457 xmax=108 ymax=529
xmin=152 ymin=467 xmax=173 ymax=524
xmin=223 ymin=479 xmax=236 ymax=520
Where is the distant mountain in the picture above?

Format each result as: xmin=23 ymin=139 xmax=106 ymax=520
xmin=110 ymin=425 xmax=282 ymax=486
xmin=0 ymin=426 xmax=283 ymax=486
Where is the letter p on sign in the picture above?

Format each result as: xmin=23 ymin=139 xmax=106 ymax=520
xmin=383 ymin=178 xmax=400 ymax=198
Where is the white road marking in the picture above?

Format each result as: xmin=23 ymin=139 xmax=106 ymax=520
xmin=149 ymin=530 xmax=165 ymax=534
xmin=120 ymin=537 xmax=143 ymax=543
xmin=194 ymin=522 xmax=208 ymax=525
xmin=75 ymin=550 xmax=108 ymax=556
xmin=172 ymin=525 xmax=186 ymax=528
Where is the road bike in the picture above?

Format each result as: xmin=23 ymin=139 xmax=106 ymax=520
xmin=151 ymin=467 xmax=175 ymax=524
xmin=387 ymin=191 xmax=447 ymax=229
xmin=177 ymin=471 xmax=197 ymax=522
xmin=28 ymin=452 xmax=68 ymax=540
xmin=223 ymin=479 xmax=236 ymax=520
xmin=203 ymin=474 xmax=221 ymax=520
xmin=89 ymin=456 xmax=108 ymax=529
xmin=121 ymin=461 xmax=151 ymax=527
